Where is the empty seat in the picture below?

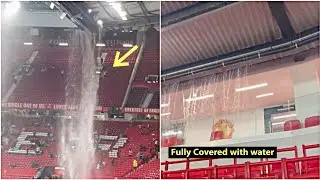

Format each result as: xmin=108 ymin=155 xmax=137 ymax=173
xmin=305 ymin=116 xmax=320 ymax=128
xmin=167 ymin=136 xmax=178 ymax=147
xmin=284 ymin=120 xmax=301 ymax=131
xmin=161 ymin=138 xmax=169 ymax=147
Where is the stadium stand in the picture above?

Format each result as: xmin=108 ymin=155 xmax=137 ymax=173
xmin=1 ymin=2 xmax=160 ymax=178
xmin=1 ymin=117 xmax=160 ymax=179
xmin=126 ymin=88 xmax=149 ymax=107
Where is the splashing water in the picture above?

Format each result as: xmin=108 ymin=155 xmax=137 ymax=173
xmin=59 ymin=30 xmax=99 ymax=179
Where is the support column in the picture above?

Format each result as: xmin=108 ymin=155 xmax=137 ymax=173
xmin=290 ymin=61 xmax=320 ymax=125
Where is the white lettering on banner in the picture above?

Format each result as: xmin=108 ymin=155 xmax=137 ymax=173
xmin=123 ymin=108 xmax=160 ymax=114
xmin=53 ymin=105 xmax=67 ymax=110
xmin=67 ymin=105 xmax=78 ymax=110
xmin=39 ymin=104 xmax=46 ymax=109
xmin=96 ymin=106 xmax=103 ymax=111
xmin=2 ymin=103 xmax=159 ymax=114
xmin=50 ymin=39 xmax=70 ymax=45
xmin=23 ymin=103 xmax=32 ymax=108
xmin=105 ymin=40 xmax=133 ymax=46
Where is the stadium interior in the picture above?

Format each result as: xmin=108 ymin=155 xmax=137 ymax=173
xmin=1 ymin=1 xmax=320 ymax=180
xmin=160 ymin=1 xmax=319 ymax=179
xmin=1 ymin=1 xmax=160 ymax=179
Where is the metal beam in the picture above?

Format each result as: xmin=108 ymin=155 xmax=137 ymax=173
xmin=53 ymin=2 xmax=90 ymax=32
xmin=161 ymin=1 xmax=237 ymax=28
xmin=121 ymin=30 xmax=146 ymax=108
xmin=138 ymin=1 xmax=149 ymax=18
xmin=102 ymin=15 xmax=159 ymax=30
xmin=56 ymin=1 xmax=98 ymax=33
xmin=267 ymin=2 xmax=296 ymax=40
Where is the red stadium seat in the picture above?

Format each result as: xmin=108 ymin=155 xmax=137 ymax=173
xmin=284 ymin=120 xmax=301 ymax=131
xmin=305 ymin=116 xmax=320 ymax=128
xmin=161 ymin=138 xmax=169 ymax=147
xmin=168 ymin=136 xmax=178 ymax=147
xmin=176 ymin=138 xmax=183 ymax=145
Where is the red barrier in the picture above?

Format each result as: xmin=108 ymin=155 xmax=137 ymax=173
xmin=161 ymin=144 xmax=320 ymax=179
xmin=302 ymin=143 xmax=320 ymax=157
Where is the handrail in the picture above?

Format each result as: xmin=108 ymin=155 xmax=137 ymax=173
xmin=161 ymin=144 xmax=319 ymax=179
xmin=302 ymin=144 xmax=320 ymax=157
xmin=162 ymin=156 xmax=320 ymax=179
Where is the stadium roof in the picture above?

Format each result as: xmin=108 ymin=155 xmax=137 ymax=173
xmin=85 ymin=1 xmax=159 ymax=30
xmin=1 ymin=1 xmax=160 ymax=32
xmin=161 ymin=1 xmax=319 ymax=78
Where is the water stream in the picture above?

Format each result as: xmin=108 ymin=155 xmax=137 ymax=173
xmin=59 ymin=30 xmax=99 ymax=179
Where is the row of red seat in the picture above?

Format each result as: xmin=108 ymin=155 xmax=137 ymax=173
xmin=211 ymin=116 xmax=320 ymax=141
xmin=161 ymin=144 xmax=320 ymax=179
xmin=162 ymin=136 xmax=184 ymax=147
xmin=126 ymin=87 xmax=149 ymax=107
xmin=127 ymin=158 xmax=160 ymax=179
xmin=5 ymin=30 xmax=158 ymax=108
xmin=283 ymin=116 xmax=320 ymax=131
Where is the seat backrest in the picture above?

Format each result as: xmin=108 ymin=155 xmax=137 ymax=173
xmin=284 ymin=120 xmax=301 ymax=131
xmin=305 ymin=116 xmax=320 ymax=128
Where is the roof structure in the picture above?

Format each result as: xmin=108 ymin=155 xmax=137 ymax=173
xmin=161 ymin=1 xmax=319 ymax=80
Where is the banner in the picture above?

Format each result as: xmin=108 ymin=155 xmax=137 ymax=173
xmin=1 ymin=102 xmax=78 ymax=110
xmin=1 ymin=103 xmax=159 ymax=114
xmin=123 ymin=107 xmax=160 ymax=114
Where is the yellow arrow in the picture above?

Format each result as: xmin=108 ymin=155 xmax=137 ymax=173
xmin=113 ymin=45 xmax=139 ymax=67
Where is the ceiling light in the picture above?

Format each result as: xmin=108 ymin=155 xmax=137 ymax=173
xmin=96 ymin=43 xmax=106 ymax=47
xmin=185 ymin=94 xmax=214 ymax=103
xmin=161 ymin=104 xmax=169 ymax=107
xmin=23 ymin=42 xmax=33 ymax=46
xmin=4 ymin=1 xmax=21 ymax=18
xmin=110 ymin=2 xmax=127 ymax=21
xmin=97 ymin=19 xmax=103 ymax=26
xmin=118 ymin=11 xmax=126 ymax=17
xmin=273 ymin=114 xmax=296 ymax=120
xmin=50 ymin=2 xmax=55 ymax=9
xmin=256 ymin=92 xmax=274 ymax=98
xmin=235 ymin=83 xmax=268 ymax=92
xmin=58 ymin=42 xmax=68 ymax=46
xmin=60 ymin=12 xmax=66 ymax=20
xmin=123 ymin=43 xmax=133 ymax=47
xmin=161 ymin=112 xmax=171 ymax=116
xmin=88 ymin=9 xmax=92 ymax=14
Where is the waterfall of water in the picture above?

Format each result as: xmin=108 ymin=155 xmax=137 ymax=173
xmin=59 ymin=30 xmax=99 ymax=179
xmin=161 ymin=66 xmax=250 ymax=144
